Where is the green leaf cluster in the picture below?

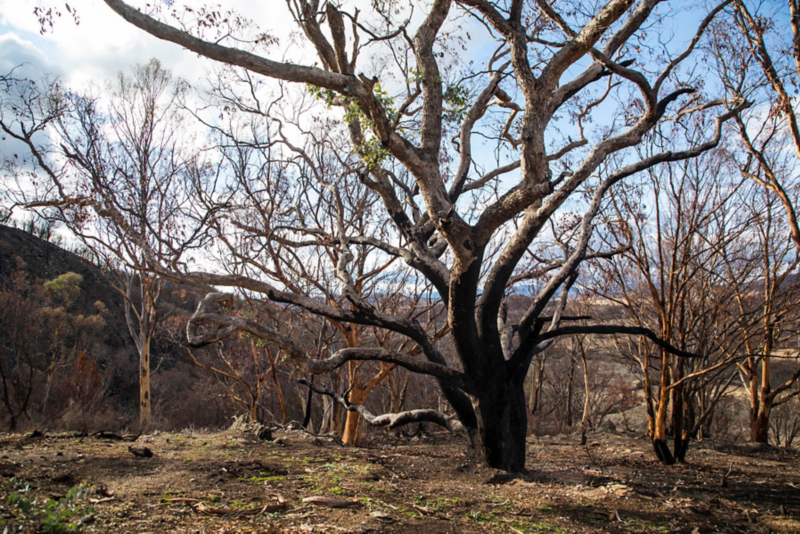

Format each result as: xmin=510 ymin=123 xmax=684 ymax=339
xmin=5 ymin=481 xmax=94 ymax=534
xmin=308 ymin=83 xmax=397 ymax=170
xmin=444 ymin=84 xmax=470 ymax=122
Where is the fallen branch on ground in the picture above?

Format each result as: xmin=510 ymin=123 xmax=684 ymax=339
xmin=301 ymin=496 xmax=360 ymax=508
xmin=298 ymin=379 xmax=467 ymax=437
xmin=88 ymin=497 xmax=118 ymax=504
xmin=193 ymin=497 xmax=287 ymax=516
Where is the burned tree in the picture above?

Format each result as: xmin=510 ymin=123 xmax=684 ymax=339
xmin=21 ymin=0 xmax=747 ymax=469
xmin=590 ymin=133 xmax=750 ymax=463
xmin=0 ymin=60 xmax=217 ymax=432
xmin=706 ymin=0 xmax=800 ymax=443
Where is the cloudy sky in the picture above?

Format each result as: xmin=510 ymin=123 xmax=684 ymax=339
xmin=0 ymin=0 xmax=298 ymax=85
xmin=0 ymin=1 xmax=303 ymax=231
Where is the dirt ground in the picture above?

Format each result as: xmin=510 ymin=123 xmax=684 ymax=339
xmin=0 ymin=427 xmax=798 ymax=533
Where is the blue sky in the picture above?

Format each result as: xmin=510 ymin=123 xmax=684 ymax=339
xmin=0 ymin=0 xmax=733 ymax=227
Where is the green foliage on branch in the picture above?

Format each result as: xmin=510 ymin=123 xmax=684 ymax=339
xmin=44 ymin=272 xmax=83 ymax=310
xmin=444 ymin=83 xmax=469 ymax=122
xmin=308 ymin=83 xmax=397 ymax=170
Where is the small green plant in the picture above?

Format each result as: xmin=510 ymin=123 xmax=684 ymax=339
xmin=414 ymin=495 xmax=460 ymax=512
xmin=510 ymin=520 xmax=569 ymax=534
xmin=8 ymin=491 xmax=32 ymax=513
xmin=8 ymin=481 xmax=94 ymax=534
xmin=228 ymin=499 xmax=259 ymax=511
xmin=328 ymin=486 xmax=348 ymax=496
xmin=466 ymin=510 xmax=486 ymax=522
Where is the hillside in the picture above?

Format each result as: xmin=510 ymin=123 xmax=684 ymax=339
xmin=0 ymin=224 xmax=129 ymax=349
xmin=0 ymin=224 xmax=256 ymax=432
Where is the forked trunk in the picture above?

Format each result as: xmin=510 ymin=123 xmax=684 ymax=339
xmin=653 ymin=351 xmax=676 ymax=464
xmin=466 ymin=379 xmax=528 ymax=472
xmin=264 ymin=345 xmax=289 ymax=424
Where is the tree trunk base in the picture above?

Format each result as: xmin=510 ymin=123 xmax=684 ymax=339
xmin=653 ymin=439 xmax=676 ymax=465
xmin=750 ymin=415 xmax=769 ymax=444
xmin=466 ymin=432 xmax=527 ymax=472
xmin=466 ymin=382 xmax=529 ymax=472
xmin=674 ymin=438 xmax=689 ymax=463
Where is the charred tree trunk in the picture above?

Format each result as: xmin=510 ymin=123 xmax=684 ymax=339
xmin=302 ymin=377 xmax=314 ymax=430
xmin=566 ymin=358 xmax=575 ymax=429
xmin=671 ymin=359 xmax=688 ymax=463
xmin=653 ymin=350 xmax=676 ymax=465
xmin=465 ymin=376 xmax=528 ymax=472
xmin=752 ymin=334 xmax=773 ymax=443
xmin=249 ymin=400 xmax=258 ymax=423
xmin=751 ymin=407 xmax=770 ymax=443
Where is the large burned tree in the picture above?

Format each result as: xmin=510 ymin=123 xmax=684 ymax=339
xmin=62 ymin=0 xmax=744 ymax=469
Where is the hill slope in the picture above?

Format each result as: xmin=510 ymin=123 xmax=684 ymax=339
xmin=0 ymin=224 xmax=129 ymax=348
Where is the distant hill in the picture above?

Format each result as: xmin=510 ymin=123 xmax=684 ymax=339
xmin=0 ymin=223 xmax=209 ymax=355
xmin=0 ymin=224 xmax=285 ymax=431
xmin=0 ymin=224 xmax=130 ymax=349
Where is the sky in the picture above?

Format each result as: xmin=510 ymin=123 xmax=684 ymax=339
xmin=0 ymin=1 xmax=301 ymax=85
xmin=0 ymin=0 xmax=707 ymax=166
xmin=0 ymin=0 xmax=732 ymax=244
xmin=0 ymin=1 xmax=304 ymax=228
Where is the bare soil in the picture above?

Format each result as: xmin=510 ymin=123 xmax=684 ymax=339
xmin=0 ymin=428 xmax=798 ymax=533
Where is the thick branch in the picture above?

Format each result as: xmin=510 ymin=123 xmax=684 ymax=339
xmin=536 ymin=325 xmax=703 ymax=359
xmin=188 ymin=293 xmax=470 ymax=388
xmin=539 ymin=0 xmax=637 ymax=89
xmin=102 ymin=0 xmax=363 ymax=94
xmin=160 ymin=269 xmax=448 ymax=371
xmin=299 ymin=379 xmax=468 ymax=436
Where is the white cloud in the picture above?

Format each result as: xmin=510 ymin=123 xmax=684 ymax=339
xmin=0 ymin=0 xmax=305 ymax=88
xmin=0 ymin=32 xmax=58 ymax=78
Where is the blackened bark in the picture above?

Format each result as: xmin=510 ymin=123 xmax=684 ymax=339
xmin=302 ymin=378 xmax=314 ymax=429
xmin=465 ymin=375 xmax=528 ymax=472
xmin=674 ymin=438 xmax=690 ymax=462
xmin=653 ymin=439 xmax=676 ymax=465
xmin=672 ymin=359 xmax=686 ymax=463
xmin=751 ymin=412 xmax=769 ymax=443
